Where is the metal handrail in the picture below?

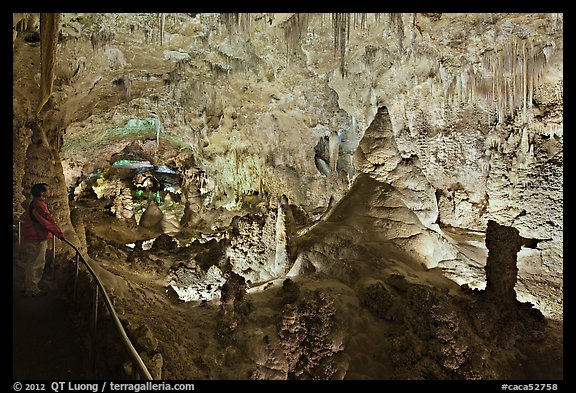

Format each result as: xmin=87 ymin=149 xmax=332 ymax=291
xmin=14 ymin=219 xmax=153 ymax=380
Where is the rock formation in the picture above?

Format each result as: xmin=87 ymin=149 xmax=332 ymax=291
xmin=12 ymin=12 xmax=563 ymax=380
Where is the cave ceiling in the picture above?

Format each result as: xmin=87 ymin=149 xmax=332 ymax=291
xmin=13 ymin=13 xmax=563 ymax=199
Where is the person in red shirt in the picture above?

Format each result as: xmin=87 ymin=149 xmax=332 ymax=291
xmin=21 ymin=182 xmax=65 ymax=296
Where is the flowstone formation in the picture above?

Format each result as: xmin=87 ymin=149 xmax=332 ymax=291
xmin=354 ymin=104 xmax=562 ymax=320
xmin=355 ymin=105 xmax=439 ymax=229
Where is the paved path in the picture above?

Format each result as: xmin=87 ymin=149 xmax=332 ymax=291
xmin=13 ymin=247 xmax=94 ymax=380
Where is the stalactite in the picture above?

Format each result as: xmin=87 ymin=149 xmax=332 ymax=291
xmin=222 ymin=13 xmax=253 ymax=41
xmin=522 ymin=40 xmax=528 ymax=120
xmin=489 ymin=54 xmax=495 ymax=107
xmin=158 ymin=13 xmax=165 ymax=46
xmin=332 ymin=13 xmax=349 ymax=76
xmin=553 ymin=13 xmax=563 ymax=32
xmin=112 ymin=75 xmax=132 ymax=102
xmin=239 ymin=13 xmax=253 ymax=36
xmin=283 ymin=13 xmax=313 ymax=65
xmin=475 ymin=35 xmax=549 ymax=125
xmin=389 ymin=13 xmax=404 ymax=56
xmin=364 ymin=45 xmax=378 ymax=65
xmin=90 ymin=29 xmax=114 ymax=52
xmin=469 ymin=65 xmax=475 ymax=103
xmin=222 ymin=13 xmax=238 ymax=36
xmin=216 ymin=13 xmax=395 ymax=78
xmin=455 ymin=74 xmax=461 ymax=103
xmin=347 ymin=12 xmax=352 ymax=46
xmin=13 ymin=13 xmax=28 ymax=30
xmin=529 ymin=60 xmax=536 ymax=111
xmin=353 ymin=12 xmax=368 ymax=30
xmin=527 ymin=41 xmax=537 ymax=115
xmin=511 ymin=40 xmax=517 ymax=113
xmin=37 ymin=13 xmax=60 ymax=115
xmin=508 ymin=78 xmax=514 ymax=118
xmin=463 ymin=67 xmax=470 ymax=104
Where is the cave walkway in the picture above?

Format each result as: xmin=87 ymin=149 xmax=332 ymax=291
xmin=12 ymin=244 xmax=95 ymax=380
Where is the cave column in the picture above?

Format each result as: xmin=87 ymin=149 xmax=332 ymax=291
xmin=22 ymin=122 xmax=83 ymax=270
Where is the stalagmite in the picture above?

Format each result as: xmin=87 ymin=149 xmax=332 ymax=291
xmin=483 ymin=220 xmax=524 ymax=304
xmin=154 ymin=117 xmax=162 ymax=156
xmin=274 ymin=195 xmax=288 ymax=277
xmin=329 ymin=130 xmax=340 ymax=174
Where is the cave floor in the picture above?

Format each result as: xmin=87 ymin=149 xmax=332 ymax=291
xmin=12 ymin=253 xmax=95 ymax=380
xmin=12 ymin=211 xmax=563 ymax=380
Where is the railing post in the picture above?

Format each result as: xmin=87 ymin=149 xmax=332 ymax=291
xmin=14 ymin=219 xmax=152 ymax=380
xmin=73 ymin=252 xmax=80 ymax=308
xmin=54 ymin=237 xmax=153 ymax=380
xmin=133 ymin=365 xmax=141 ymax=380
xmin=90 ymin=284 xmax=99 ymax=373
xmin=51 ymin=236 xmax=57 ymax=284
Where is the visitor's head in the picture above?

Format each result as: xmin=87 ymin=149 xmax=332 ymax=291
xmin=31 ymin=183 xmax=49 ymax=198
